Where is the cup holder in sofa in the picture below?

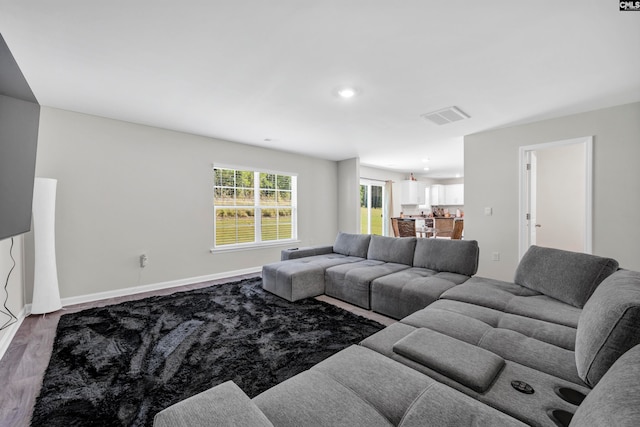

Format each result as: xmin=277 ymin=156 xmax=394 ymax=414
xmin=548 ymin=409 xmax=574 ymax=427
xmin=555 ymin=387 xmax=586 ymax=406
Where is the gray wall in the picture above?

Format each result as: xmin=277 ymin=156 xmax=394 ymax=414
xmin=337 ymin=158 xmax=360 ymax=233
xmin=31 ymin=107 xmax=339 ymax=299
xmin=465 ymin=102 xmax=640 ymax=280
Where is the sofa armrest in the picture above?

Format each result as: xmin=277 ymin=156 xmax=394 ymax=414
xmin=281 ymin=245 xmax=334 ymax=260
xmin=153 ymin=381 xmax=273 ymax=427
xmin=393 ymin=328 xmax=504 ymax=393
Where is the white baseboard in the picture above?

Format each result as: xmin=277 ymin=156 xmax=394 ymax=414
xmin=0 ymin=307 xmax=27 ymax=361
xmin=60 ymin=266 xmax=263 ymax=308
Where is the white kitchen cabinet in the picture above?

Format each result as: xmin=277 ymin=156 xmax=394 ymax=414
xmin=430 ymin=185 xmax=444 ymax=205
xmin=445 ymin=184 xmax=464 ymax=205
xmin=429 ymin=184 xmax=464 ymax=205
xmin=416 ymin=181 xmax=427 ymax=205
xmin=401 ymin=180 xmax=418 ymax=205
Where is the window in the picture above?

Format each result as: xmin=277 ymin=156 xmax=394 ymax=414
xmin=213 ymin=166 xmax=297 ymax=248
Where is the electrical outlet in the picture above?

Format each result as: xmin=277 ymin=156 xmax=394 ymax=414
xmin=492 ymin=252 xmax=500 ymax=261
xmin=140 ymin=254 xmax=148 ymax=268
xmin=484 ymin=207 xmax=493 ymax=216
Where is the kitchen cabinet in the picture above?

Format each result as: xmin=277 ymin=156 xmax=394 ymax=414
xmin=430 ymin=184 xmax=463 ymax=205
xmin=401 ymin=180 xmax=418 ymax=205
xmin=416 ymin=181 xmax=427 ymax=205
xmin=445 ymin=184 xmax=464 ymax=205
xmin=430 ymin=185 xmax=444 ymax=205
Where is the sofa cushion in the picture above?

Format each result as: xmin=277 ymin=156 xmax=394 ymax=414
xmin=514 ymin=245 xmax=619 ymax=308
xmin=286 ymin=253 xmax=365 ymax=268
xmin=427 ymin=299 xmax=577 ymax=351
xmin=575 ymin=269 xmax=640 ymax=387
xmin=281 ymin=245 xmax=334 ymax=260
xmin=400 ymin=301 xmax=583 ymax=385
xmin=477 ymin=328 xmax=583 ymax=385
xmin=570 ymin=344 xmax=640 ymax=427
xmin=393 ymin=328 xmax=505 ymax=393
xmin=254 ymin=370 xmax=393 ymax=427
xmin=333 ymin=232 xmax=371 ymax=258
xmin=261 ymin=261 xmax=325 ymax=301
xmin=400 ymin=382 xmax=528 ymax=427
xmin=442 ymin=277 xmax=582 ymax=328
xmin=370 ymin=268 xmax=468 ymax=320
xmin=367 ymin=235 xmax=416 ymax=265
xmin=311 ymin=345 xmax=432 ymax=426
xmin=154 ymin=381 xmax=274 ymax=427
xmin=325 ymin=260 xmax=409 ymax=309
xmin=412 ymin=238 xmax=479 ymax=276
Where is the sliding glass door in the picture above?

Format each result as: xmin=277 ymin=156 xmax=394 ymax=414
xmin=360 ymin=181 xmax=384 ymax=235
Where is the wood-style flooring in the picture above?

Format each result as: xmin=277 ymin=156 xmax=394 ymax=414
xmin=0 ymin=274 xmax=395 ymax=427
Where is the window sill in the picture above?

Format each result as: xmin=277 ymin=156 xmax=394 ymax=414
xmin=210 ymin=239 xmax=301 ymax=254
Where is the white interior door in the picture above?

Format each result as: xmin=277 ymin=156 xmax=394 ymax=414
xmin=519 ymin=137 xmax=593 ymax=258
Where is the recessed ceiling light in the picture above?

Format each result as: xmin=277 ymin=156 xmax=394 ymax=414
xmin=336 ymin=87 xmax=358 ymax=99
xmin=423 ymin=167 xmax=430 ymax=171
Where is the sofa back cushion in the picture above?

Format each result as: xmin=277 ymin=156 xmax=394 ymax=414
xmin=514 ymin=245 xmax=618 ymax=308
xmin=333 ymin=232 xmax=371 ymax=258
xmin=367 ymin=235 xmax=416 ymax=265
xmin=413 ymin=239 xmax=479 ymax=276
xmin=570 ymin=344 xmax=640 ymax=426
xmin=575 ymin=269 xmax=640 ymax=387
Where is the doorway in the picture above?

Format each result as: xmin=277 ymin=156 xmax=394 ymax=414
xmin=519 ymin=136 xmax=593 ymax=258
xmin=360 ymin=181 xmax=384 ymax=235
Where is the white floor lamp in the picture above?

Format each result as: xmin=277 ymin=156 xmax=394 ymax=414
xmin=31 ymin=177 xmax=62 ymax=314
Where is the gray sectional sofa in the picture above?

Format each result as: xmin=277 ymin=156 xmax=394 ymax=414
xmin=262 ymin=232 xmax=480 ymax=319
xmin=154 ymin=236 xmax=640 ymax=427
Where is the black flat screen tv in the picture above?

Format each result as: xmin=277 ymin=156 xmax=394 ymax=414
xmin=0 ymin=33 xmax=40 ymax=241
xmin=0 ymin=96 xmax=39 ymax=241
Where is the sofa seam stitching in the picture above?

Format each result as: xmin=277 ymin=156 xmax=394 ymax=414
xmin=397 ymin=382 xmax=438 ymax=427
xmin=316 ymin=370 xmax=401 ymax=425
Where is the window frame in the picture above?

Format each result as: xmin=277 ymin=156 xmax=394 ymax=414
xmin=212 ymin=164 xmax=298 ymax=251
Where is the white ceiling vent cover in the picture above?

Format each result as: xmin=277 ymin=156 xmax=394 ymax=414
xmin=421 ymin=106 xmax=470 ymax=125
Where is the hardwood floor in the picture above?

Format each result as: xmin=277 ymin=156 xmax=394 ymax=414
xmin=0 ymin=274 xmax=394 ymax=427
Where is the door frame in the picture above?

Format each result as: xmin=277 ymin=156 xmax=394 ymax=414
xmin=518 ymin=136 xmax=593 ymax=259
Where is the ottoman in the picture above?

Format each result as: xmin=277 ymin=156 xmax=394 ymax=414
xmin=262 ymin=261 xmax=325 ymax=302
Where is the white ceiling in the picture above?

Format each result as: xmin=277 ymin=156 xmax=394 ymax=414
xmin=1 ymin=1 xmax=639 ymax=178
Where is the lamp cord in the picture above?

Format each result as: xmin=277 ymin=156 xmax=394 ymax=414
xmin=1 ymin=238 xmax=18 ymax=331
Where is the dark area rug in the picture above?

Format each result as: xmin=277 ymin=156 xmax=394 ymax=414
xmin=31 ymin=277 xmax=384 ymax=427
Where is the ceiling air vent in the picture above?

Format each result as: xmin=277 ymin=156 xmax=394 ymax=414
xmin=421 ymin=106 xmax=470 ymax=125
